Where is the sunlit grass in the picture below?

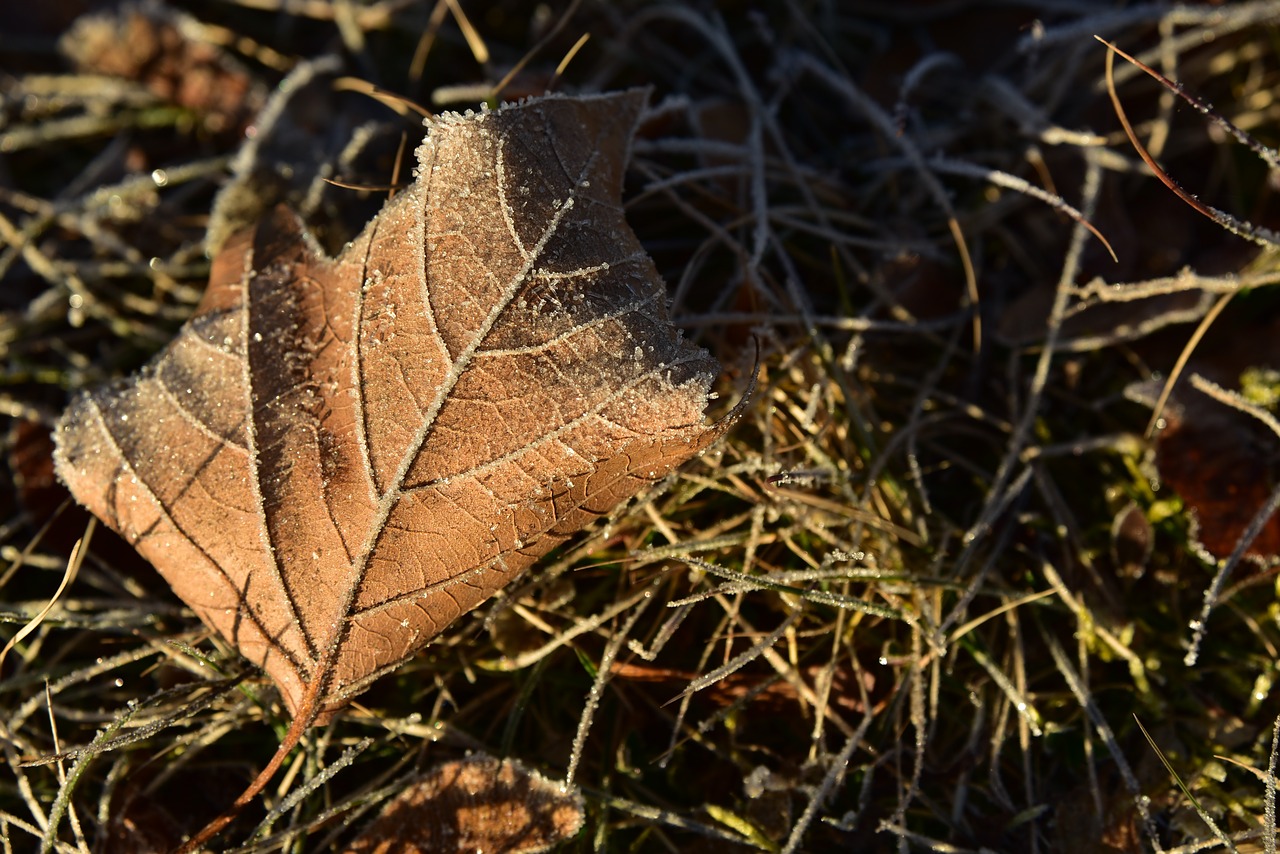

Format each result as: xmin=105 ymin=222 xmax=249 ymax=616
xmin=5 ymin=2 xmax=1280 ymax=852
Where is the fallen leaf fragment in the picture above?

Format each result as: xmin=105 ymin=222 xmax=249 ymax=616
xmin=60 ymin=2 xmax=265 ymax=135
xmin=1148 ymin=389 xmax=1280 ymax=562
xmin=346 ymin=755 xmax=583 ymax=854
xmin=1126 ymin=316 xmax=1280 ymax=565
xmin=54 ymin=90 xmax=734 ymax=721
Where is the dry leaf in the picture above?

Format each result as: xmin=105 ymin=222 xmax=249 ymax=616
xmin=1140 ymin=384 xmax=1280 ymax=562
xmin=1125 ymin=313 xmax=1280 ymax=564
xmin=53 ymin=90 xmax=733 ymax=721
xmin=346 ymin=755 xmax=583 ymax=854
xmin=60 ymin=2 xmax=265 ymax=135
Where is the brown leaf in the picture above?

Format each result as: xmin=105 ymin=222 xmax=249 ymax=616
xmin=1149 ymin=388 xmax=1280 ymax=562
xmin=53 ymin=90 xmax=732 ymax=721
xmin=60 ymin=3 xmax=265 ymax=135
xmin=346 ymin=755 xmax=583 ymax=854
xmin=1126 ymin=312 xmax=1280 ymax=563
xmin=9 ymin=418 xmax=63 ymax=522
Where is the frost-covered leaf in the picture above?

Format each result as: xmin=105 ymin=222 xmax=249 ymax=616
xmin=347 ymin=755 xmax=583 ymax=854
xmin=53 ymin=90 xmax=733 ymax=721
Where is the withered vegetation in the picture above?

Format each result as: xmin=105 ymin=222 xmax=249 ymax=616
xmin=5 ymin=2 xmax=1280 ymax=852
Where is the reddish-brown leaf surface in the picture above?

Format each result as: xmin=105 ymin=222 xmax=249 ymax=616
xmin=53 ymin=90 xmax=731 ymax=721
xmin=1126 ymin=312 xmax=1280 ymax=564
xmin=60 ymin=3 xmax=265 ymax=136
xmin=346 ymin=755 xmax=583 ymax=854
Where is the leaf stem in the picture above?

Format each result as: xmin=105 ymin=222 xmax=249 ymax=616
xmin=173 ymin=681 xmax=324 ymax=852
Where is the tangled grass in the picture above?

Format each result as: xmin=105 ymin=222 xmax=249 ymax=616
xmin=6 ymin=1 xmax=1280 ymax=851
